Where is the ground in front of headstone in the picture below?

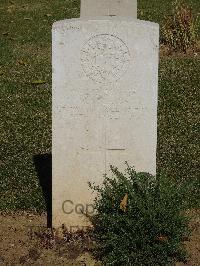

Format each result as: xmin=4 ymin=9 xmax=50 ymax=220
xmin=0 ymin=211 xmax=100 ymax=265
xmin=0 ymin=210 xmax=199 ymax=265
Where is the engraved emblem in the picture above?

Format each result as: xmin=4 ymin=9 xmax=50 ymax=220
xmin=81 ymin=34 xmax=131 ymax=84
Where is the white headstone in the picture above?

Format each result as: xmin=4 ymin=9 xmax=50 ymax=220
xmin=81 ymin=0 xmax=137 ymax=18
xmin=52 ymin=2 xmax=159 ymax=229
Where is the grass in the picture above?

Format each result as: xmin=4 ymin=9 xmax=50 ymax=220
xmin=139 ymin=0 xmax=200 ymax=24
xmin=0 ymin=0 xmax=199 ymax=210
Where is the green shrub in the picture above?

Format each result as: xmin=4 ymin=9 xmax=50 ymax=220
xmin=89 ymin=164 xmax=190 ymax=266
xmin=161 ymin=1 xmax=199 ymax=53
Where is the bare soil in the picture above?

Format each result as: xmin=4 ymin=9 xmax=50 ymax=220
xmin=0 ymin=210 xmax=199 ymax=265
xmin=0 ymin=211 xmax=100 ymax=265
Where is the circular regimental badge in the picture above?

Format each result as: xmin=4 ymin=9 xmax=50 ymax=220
xmin=81 ymin=34 xmax=131 ymax=84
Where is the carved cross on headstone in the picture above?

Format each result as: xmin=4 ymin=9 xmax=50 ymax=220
xmin=81 ymin=0 xmax=137 ymax=18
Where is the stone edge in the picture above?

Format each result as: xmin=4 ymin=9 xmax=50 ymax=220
xmin=52 ymin=17 xmax=159 ymax=31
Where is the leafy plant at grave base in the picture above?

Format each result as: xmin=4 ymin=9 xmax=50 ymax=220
xmin=161 ymin=0 xmax=199 ymax=53
xmin=89 ymin=163 xmax=191 ymax=266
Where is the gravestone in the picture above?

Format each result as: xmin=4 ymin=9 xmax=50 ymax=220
xmin=52 ymin=0 xmax=159 ymax=229
xmin=81 ymin=0 xmax=137 ymax=18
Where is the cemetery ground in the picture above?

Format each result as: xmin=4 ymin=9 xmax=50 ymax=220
xmin=0 ymin=0 xmax=199 ymax=265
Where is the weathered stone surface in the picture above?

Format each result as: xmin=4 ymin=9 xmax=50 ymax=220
xmin=52 ymin=17 xmax=159 ymax=229
xmin=81 ymin=0 xmax=137 ymax=18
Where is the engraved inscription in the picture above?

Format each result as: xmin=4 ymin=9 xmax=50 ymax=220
xmin=81 ymin=34 xmax=131 ymax=84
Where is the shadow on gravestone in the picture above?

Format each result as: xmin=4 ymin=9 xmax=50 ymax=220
xmin=33 ymin=154 xmax=52 ymax=227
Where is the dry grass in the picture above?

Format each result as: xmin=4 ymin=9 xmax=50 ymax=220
xmin=161 ymin=0 xmax=199 ymax=52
